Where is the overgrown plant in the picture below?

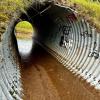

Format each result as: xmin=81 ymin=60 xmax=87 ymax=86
xmin=67 ymin=0 xmax=100 ymax=31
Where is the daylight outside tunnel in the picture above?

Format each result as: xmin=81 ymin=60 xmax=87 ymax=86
xmin=0 ymin=0 xmax=100 ymax=100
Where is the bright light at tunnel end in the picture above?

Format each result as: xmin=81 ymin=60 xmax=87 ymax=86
xmin=15 ymin=21 xmax=35 ymax=55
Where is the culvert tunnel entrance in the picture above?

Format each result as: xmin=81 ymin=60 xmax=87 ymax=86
xmin=15 ymin=21 xmax=34 ymax=55
xmin=1 ymin=1 xmax=100 ymax=100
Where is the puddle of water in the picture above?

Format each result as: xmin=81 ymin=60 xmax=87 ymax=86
xmin=17 ymin=39 xmax=33 ymax=54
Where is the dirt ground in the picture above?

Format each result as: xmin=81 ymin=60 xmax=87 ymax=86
xmin=21 ymin=44 xmax=100 ymax=100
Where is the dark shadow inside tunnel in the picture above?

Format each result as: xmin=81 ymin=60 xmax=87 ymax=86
xmin=13 ymin=2 xmax=57 ymax=60
xmin=8 ymin=1 xmax=76 ymax=62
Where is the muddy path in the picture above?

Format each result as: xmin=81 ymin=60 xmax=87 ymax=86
xmin=21 ymin=44 xmax=100 ymax=100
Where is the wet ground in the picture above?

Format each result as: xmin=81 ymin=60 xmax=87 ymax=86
xmin=17 ymin=39 xmax=33 ymax=54
xmin=20 ymin=44 xmax=100 ymax=100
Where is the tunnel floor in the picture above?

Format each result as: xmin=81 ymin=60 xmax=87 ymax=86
xmin=20 ymin=44 xmax=100 ymax=100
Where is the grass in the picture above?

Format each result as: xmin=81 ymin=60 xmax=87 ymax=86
xmin=1 ymin=0 xmax=100 ymax=38
xmin=16 ymin=21 xmax=33 ymax=29
xmin=15 ymin=21 xmax=33 ymax=39
xmin=68 ymin=0 xmax=100 ymax=31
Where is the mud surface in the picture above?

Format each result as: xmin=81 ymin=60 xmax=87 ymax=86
xmin=21 ymin=44 xmax=100 ymax=100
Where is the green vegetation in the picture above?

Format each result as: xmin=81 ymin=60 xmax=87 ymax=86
xmin=15 ymin=21 xmax=33 ymax=39
xmin=1 ymin=0 xmax=100 ymax=40
xmin=0 ymin=0 xmax=34 ymax=21
xmin=0 ymin=0 xmax=34 ymax=40
xmin=16 ymin=21 xmax=33 ymax=29
xmin=68 ymin=0 xmax=100 ymax=31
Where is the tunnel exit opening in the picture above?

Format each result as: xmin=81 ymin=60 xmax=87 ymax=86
xmin=15 ymin=21 xmax=35 ymax=55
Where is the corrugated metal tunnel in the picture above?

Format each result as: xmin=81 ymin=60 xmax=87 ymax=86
xmin=0 ymin=1 xmax=100 ymax=100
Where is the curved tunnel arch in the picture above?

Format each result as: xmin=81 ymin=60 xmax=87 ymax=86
xmin=0 ymin=1 xmax=100 ymax=99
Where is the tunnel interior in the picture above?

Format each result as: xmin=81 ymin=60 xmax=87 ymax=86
xmin=14 ymin=1 xmax=77 ymax=58
xmin=1 ymin=1 xmax=100 ymax=99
